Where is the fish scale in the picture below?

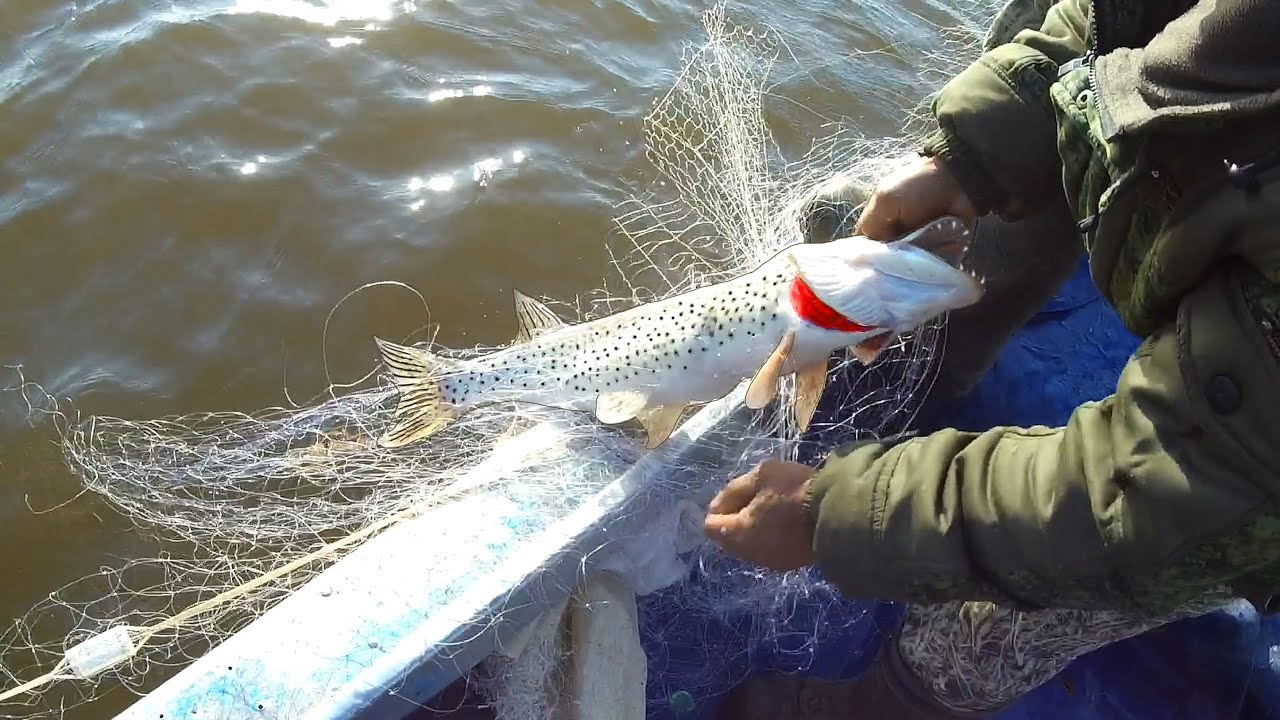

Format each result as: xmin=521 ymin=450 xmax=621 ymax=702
xmin=373 ymin=216 xmax=983 ymax=449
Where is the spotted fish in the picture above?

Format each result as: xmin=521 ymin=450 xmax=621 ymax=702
xmin=374 ymin=216 xmax=982 ymax=449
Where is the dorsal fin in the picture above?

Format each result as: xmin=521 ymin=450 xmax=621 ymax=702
xmin=512 ymin=289 xmax=568 ymax=343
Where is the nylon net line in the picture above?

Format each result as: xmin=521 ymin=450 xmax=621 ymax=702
xmin=0 ymin=3 xmax=996 ymax=718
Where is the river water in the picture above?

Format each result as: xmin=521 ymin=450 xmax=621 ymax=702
xmin=0 ymin=0 xmax=985 ymax=715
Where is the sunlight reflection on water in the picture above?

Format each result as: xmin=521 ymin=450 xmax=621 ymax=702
xmin=404 ymin=149 xmax=527 ymax=209
xmin=228 ymin=0 xmax=401 ymax=26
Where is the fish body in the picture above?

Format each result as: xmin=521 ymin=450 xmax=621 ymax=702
xmin=375 ymin=216 xmax=982 ymax=449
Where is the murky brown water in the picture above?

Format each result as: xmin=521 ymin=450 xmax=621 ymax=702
xmin=0 ymin=0 xmax=981 ymax=715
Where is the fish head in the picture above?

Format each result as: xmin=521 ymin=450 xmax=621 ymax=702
xmin=794 ymin=216 xmax=984 ymax=335
xmin=874 ymin=215 xmax=984 ymax=330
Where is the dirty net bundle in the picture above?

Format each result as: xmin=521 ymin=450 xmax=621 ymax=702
xmin=0 ymin=4 xmax=995 ymax=718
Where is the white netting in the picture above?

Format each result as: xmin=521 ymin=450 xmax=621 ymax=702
xmin=1 ymin=3 xmax=996 ymax=718
xmin=464 ymin=8 xmax=1000 ymax=717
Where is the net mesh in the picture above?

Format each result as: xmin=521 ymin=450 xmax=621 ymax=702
xmin=1 ymin=2 xmax=996 ymax=718
xmin=465 ymin=8 xmax=997 ymax=716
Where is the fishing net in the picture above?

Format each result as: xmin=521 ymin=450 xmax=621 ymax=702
xmin=0 ymin=2 xmax=997 ymax=718
xmin=466 ymin=8 xmax=1000 ymax=717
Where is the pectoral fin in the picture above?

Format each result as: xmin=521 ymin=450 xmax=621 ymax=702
xmin=636 ymin=405 xmax=685 ymax=449
xmin=850 ymin=331 xmax=897 ymax=366
xmin=595 ymin=390 xmax=650 ymax=425
xmin=793 ymin=362 xmax=828 ymax=433
xmin=512 ymin=289 xmax=568 ymax=343
xmin=745 ymin=331 xmax=795 ymax=410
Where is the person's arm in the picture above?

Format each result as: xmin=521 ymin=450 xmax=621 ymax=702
xmin=921 ymin=0 xmax=1089 ymax=221
xmin=806 ymin=265 xmax=1280 ymax=615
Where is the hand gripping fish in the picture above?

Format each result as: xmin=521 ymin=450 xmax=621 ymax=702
xmin=374 ymin=216 xmax=983 ymax=450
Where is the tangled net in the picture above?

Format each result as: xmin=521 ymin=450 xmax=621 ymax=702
xmin=1 ymin=3 xmax=997 ymax=718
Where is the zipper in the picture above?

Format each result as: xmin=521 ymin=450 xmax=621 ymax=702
xmin=1086 ymin=0 xmax=1122 ymax=139
xmin=1089 ymin=53 xmax=1121 ymax=139
xmin=1087 ymin=0 xmax=1104 ymax=55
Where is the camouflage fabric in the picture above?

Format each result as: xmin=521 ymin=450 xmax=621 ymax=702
xmin=793 ymin=2 xmax=1280 ymax=713
xmin=923 ymin=0 xmax=1280 ymax=332
xmin=1048 ymin=0 xmax=1280 ymax=338
xmin=1053 ymin=68 xmax=1280 ymax=337
xmin=982 ymin=0 xmax=1058 ymax=52
xmin=1244 ymin=269 xmax=1280 ymax=360
xmin=775 ymin=2 xmax=1280 ymax=714
xmin=806 ymin=0 xmax=1280 ymax=616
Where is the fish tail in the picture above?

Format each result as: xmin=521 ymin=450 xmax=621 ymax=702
xmin=374 ymin=337 xmax=463 ymax=448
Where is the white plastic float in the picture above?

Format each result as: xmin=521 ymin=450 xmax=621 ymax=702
xmin=114 ymin=381 xmax=773 ymax=720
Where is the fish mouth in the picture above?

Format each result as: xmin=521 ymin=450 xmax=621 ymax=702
xmin=902 ymin=216 xmax=972 ymax=269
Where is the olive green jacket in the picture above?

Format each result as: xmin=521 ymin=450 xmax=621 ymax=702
xmin=807 ymin=0 xmax=1280 ymax=615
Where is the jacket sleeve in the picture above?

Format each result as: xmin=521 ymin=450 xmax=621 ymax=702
xmin=805 ymin=265 xmax=1280 ymax=616
xmin=920 ymin=0 xmax=1090 ymax=221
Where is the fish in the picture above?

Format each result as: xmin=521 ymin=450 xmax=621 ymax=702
xmin=373 ymin=215 xmax=983 ymax=450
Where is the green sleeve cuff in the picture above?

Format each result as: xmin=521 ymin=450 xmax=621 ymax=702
xmin=919 ymin=42 xmax=1068 ymax=221
xmin=920 ymin=128 xmax=1006 ymax=217
xmin=805 ymin=433 xmax=910 ymax=537
xmin=805 ymin=441 xmax=888 ymax=601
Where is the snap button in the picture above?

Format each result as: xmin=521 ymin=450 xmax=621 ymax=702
xmin=1077 ymin=89 xmax=1092 ymax=107
xmin=1206 ymin=374 xmax=1242 ymax=414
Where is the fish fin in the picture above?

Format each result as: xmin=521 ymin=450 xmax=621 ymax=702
xmin=793 ymin=362 xmax=828 ymax=433
xmin=374 ymin=337 xmax=463 ymax=448
xmin=849 ymin=331 xmax=897 ymax=365
xmin=595 ymin=390 xmax=649 ymax=425
xmin=637 ymin=405 xmax=685 ymax=449
xmin=745 ymin=331 xmax=795 ymax=410
xmin=512 ymin=289 xmax=568 ymax=343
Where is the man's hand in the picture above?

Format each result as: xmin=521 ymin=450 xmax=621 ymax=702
xmin=703 ymin=459 xmax=816 ymax=572
xmin=855 ymin=155 xmax=978 ymax=242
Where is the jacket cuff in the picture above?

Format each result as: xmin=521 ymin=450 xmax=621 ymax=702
xmin=920 ymin=128 xmax=1006 ymax=217
xmin=805 ymin=439 xmax=893 ymax=599
xmin=805 ymin=432 xmax=914 ymax=535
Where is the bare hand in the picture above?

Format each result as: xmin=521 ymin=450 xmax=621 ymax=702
xmin=855 ymin=155 xmax=978 ymax=242
xmin=703 ymin=459 xmax=816 ymax=571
